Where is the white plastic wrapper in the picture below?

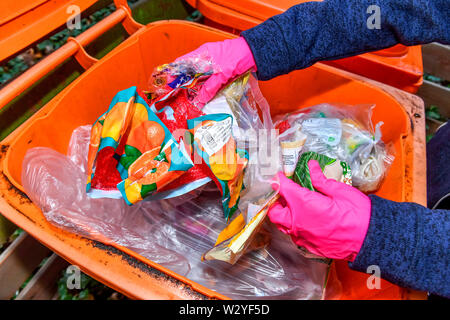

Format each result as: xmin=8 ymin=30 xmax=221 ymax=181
xmin=201 ymin=75 xmax=281 ymax=216
xmin=21 ymin=125 xmax=330 ymax=300
xmin=197 ymin=74 xmax=282 ymax=264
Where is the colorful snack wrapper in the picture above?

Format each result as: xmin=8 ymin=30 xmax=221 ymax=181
xmin=139 ymin=62 xmax=215 ymax=200
xmin=146 ymin=60 xmax=214 ymax=102
xmin=201 ymin=193 xmax=278 ymax=264
xmin=187 ymin=114 xmax=248 ymax=222
xmin=86 ymin=86 xmax=193 ymax=205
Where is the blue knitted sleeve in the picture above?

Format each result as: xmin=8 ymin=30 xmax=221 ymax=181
xmin=427 ymin=121 xmax=450 ymax=209
xmin=241 ymin=0 xmax=450 ymax=80
xmin=349 ymin=195 xmax=450 ymax=298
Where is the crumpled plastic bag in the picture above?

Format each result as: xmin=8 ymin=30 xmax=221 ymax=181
xmin=144 ymin=59 xmax=280 ymax=224
xmin=194 ymin=73 xmax=282 ymax=265
xmin=274 ymin=103 xmax=395 ymax=193
xmin=21 ymin=125 xmax=329 ymax=300
xmin=23 ymin=145 xmax=190 ymax=274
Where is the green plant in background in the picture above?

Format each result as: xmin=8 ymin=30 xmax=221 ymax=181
xmin=186 ymin=10 xmax=203 ymax=22
xmin=424 ymin=73 xmax=450 ymax=88
xmin=36 ymin=5 xmax=116 ymax=53
xmin=10 ymin=255 xmax=49 ymax=300
xmin=57 ymin=267 xmax=127 ymax=300
xmin=0 ymin=59 xmax=29 ymax=85
xmin=426 ymin=124 xmax=434 ymax=143
xmin=0 ymin=228 xmax=24 ymax=254
xmin=426 ymin=105 xmax=447 ymax=122
xmin=425 ymin=105 xmax=448 ymax=142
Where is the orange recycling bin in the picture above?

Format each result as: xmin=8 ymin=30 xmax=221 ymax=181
xmin=185 ymin=0 xmax=423 ymax=93
xmin=0 ymin=19 xmax=427 ymax=299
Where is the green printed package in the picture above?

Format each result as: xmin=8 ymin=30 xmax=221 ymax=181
xmin=292 ymin=151 xmax=352 ymax=263
xmin=293 ymin=151 xmax=352 ymax=190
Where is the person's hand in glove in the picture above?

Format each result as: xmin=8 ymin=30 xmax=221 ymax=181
xmin=175 ymin=37 xmax=257 ymax=106
xmin=268 ymin=160 xmax=371 ymax=261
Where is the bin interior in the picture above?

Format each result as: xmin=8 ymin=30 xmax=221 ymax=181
xmin=4 ymin=21 xmax=411 ymax=299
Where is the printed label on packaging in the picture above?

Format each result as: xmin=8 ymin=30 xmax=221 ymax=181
xmin=280 ymin=135 xmax=306 ymax=177
xmin=194 ymin=117 xmax=233 ymax=156
xmin=302 ymin=118 xmax=342 ymax=146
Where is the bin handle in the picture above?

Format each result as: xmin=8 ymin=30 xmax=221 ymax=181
xmin=114 ymin=0 xmax=143 ymax=35
xmin=67 ymin=37 xmax=98 ymax=70
xmin=0 ymin=4 xmax=144 ymax=111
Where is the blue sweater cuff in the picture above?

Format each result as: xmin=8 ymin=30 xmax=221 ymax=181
xmin=349 ymin=195 xmax=450 ymax=298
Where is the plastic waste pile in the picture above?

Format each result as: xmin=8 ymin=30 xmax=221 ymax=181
xmin=21 ymin=56 xmax=393 ymax=299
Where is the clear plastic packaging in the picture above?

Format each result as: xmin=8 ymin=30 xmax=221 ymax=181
xmin=144 ymin=57 xmax=282 ymax=265
xmin=192 ymin=72 xmax=281 ymax=264
xmin=21 ymin=126 xmax=329 ymax=299
xmin=146 ymin=54 xmax=217 ymax=103
xmin=67 ymin=125 xmax=91 ymax=173
xmin=274 ymin=103 xmax=395 ymax=193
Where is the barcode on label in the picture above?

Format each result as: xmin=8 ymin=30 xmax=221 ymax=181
xmin=203 ymin=132 xmax=217 ymax=150
xmin=195 ymin=116 xmax=232 ymax=156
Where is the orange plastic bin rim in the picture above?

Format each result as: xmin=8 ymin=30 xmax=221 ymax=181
xmin=186 ymin=0 xmax=423 ymax=93
xmin=0 ymin=20 xmax=425 ymax=300
xmin=0 ymin=0 xmax=101 ymax=63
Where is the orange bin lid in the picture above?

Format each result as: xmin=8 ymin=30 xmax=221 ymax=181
xmin=187 ymin=0 xmax=423 ymax=93
xmin=0 ymin=0 xmax=98 ymax=62
xmin=209 ymin=0 xmax=301 ymax=21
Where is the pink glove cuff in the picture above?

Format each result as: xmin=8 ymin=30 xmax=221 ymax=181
xmin=229 ymin=37 xmax=257 ymax=73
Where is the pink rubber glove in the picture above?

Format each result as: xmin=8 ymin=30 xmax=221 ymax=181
xmin=268 ymin=160 xmax=371 ymax=262
xmin=176 ymin=37 xmax=257 ymax=106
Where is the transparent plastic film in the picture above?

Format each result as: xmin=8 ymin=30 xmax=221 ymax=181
xmin=21 ymin=126 xmax=327 ymax=299
xmin=196 ymin=72 xmax=282 ymax=264
xmin=146 ymin=53 xmax=218 ymax=103
xmin=274 ymin=103 xmax=395 ymax=193
xmin=201 ymin=192 xmax=279 ymax=265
